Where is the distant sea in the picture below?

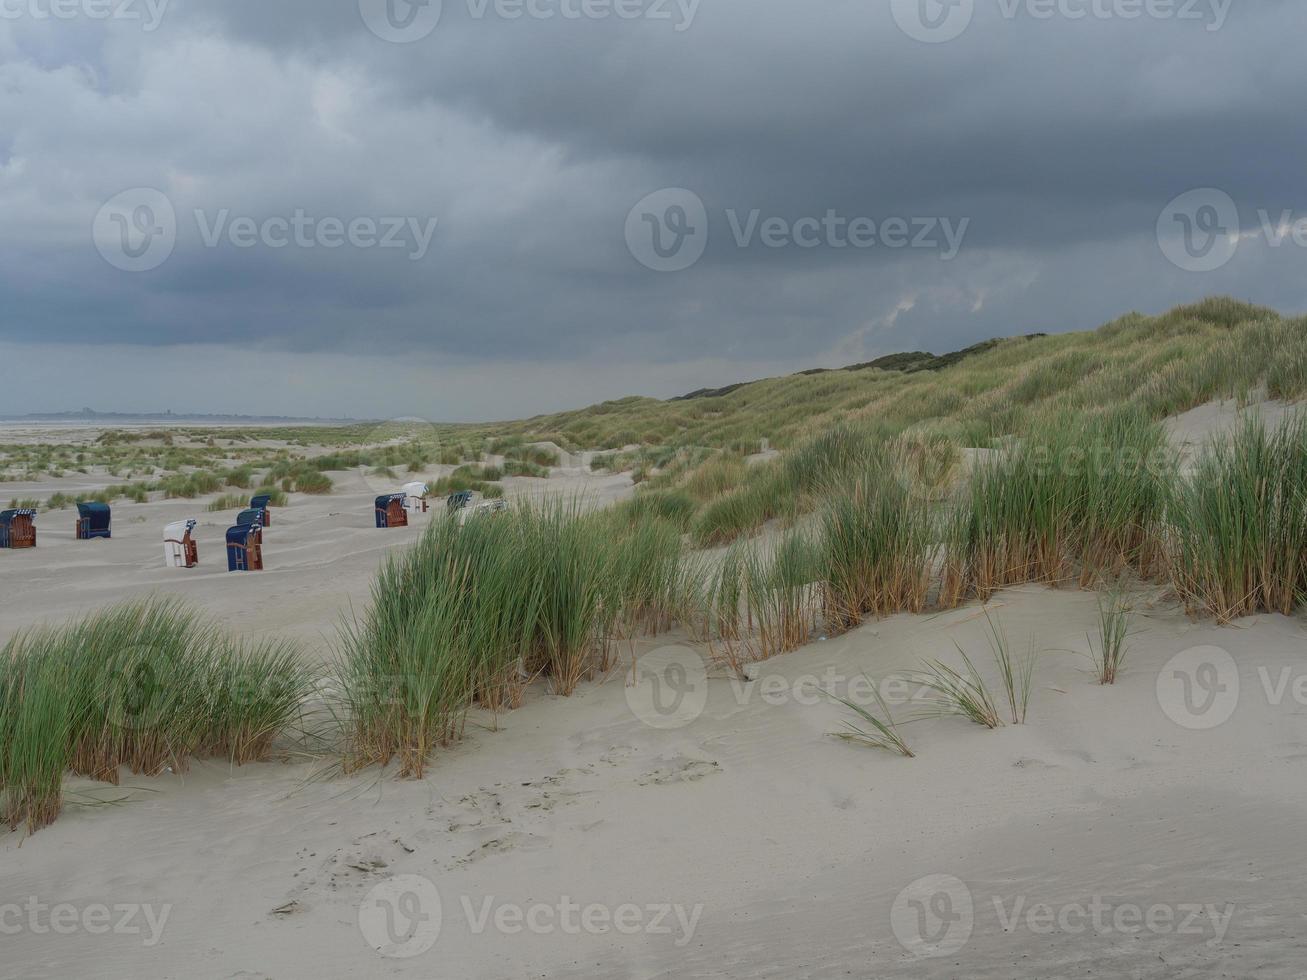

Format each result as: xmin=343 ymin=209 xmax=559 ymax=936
xmin=0 ymin=417 xmax=355 ymax=432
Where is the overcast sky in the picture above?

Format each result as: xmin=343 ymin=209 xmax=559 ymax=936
xmin=1 ymin=0 xmax=1303 ymax=420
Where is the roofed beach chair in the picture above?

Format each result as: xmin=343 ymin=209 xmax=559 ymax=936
xmin=375 ymin=493 xmax=409 ymax=528
xmin=237 ymin=509 xmax=264 ymax=532
xmin=461 ymin=497 xmax=508 ymax=525
xmin=164 ymin=519 xmax=199 ymax=568
xmin=250 ymin=494 xmax=274 ymax=527
xmin=226 ymin=522 xmax=264 ymax=571
xmin=75 ymin=502 xmax=112 ymax=540
xmin=0 ymin=509 xmax=37 ymax=549
xmin=403 ymin=482 xmax=430 ymax=514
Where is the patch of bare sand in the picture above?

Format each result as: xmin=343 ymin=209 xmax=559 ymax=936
xmin=1165 ymin=395 xmax=1303 ymax=467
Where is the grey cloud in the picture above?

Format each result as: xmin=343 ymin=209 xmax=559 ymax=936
xmin=0 ymin=0 xmax=1305 ymax=417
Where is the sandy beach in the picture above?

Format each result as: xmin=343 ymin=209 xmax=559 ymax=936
xmin=5 ymin=586 xmax=1307 ymax=978
xmin=0 ymin=446 xmax=634 ymax=647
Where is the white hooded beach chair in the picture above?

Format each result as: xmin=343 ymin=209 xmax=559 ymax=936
xmin=164 ymin=519 xmax=199 ymax=568
xmin=403 ymin=481 xmax=430 ymax=514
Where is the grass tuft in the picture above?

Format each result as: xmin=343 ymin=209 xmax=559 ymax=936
xmin=822 ymin=678 xmax=915 ymax=757
xmin=1089 ymin=588 xmax=1132 ymax=684
xmin=0 ymin=599 xmax=312 ymax=833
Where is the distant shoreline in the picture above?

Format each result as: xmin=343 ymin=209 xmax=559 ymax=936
xmin=0 ymin=416 xmax=360 ymax=428
xmin=0 ymin=420 xmax=358 ymax=437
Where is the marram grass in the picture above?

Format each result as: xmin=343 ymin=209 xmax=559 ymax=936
xmin=335 ymin=498 xmax=693 ymax=777
xmin=1165 ymin=416 xmax=1307 ymax=622
xmin=1 ymin=599 xmax=311 ymax=834
xmin=817 ymin=460 xmax=933 ymax=632
xmin=823 ymin=678 xmax=915 ymax=758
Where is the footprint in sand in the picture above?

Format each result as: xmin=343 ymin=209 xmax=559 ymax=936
xmin=636 ymin=756 xmax=722 ymax=786
xmin=1269 ymin=742 xmax=1307 ymax=762
xmin=524 ymin=788 xmax=591 ymax=812
xmin=447 ymin=789 xmax=511 ymax=832
xmin=599 ymin=745 xmax=636 ymax=767
xmin=520 ymin=766 xmax=595 ymax=789
xmin=457 ymin=831 xmax=548 ymax=865
xmin=280 ymin=843 xmax=396 ymax=906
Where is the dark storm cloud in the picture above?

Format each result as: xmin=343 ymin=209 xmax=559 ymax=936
xmin=1 ymin=0 xmax=1305 ymax=416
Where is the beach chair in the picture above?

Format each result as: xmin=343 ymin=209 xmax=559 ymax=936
xmin=375 ymin=493 xmax=409 ymax=529
xmin=75 ymin=502 xmax=112 ymax=540
xmin=226 ymin=523 xmax=263 ymax=572
xmin=237 ymin=509 xmax=264 ymax=533
xmin=0 ymin=509 xmax=37 ymax=549
xmin=461 ymin=498 xmax=508 ymax=525
xmin=164 ymin=520 xmax=199 ymax=568
xmin=446 ymin=490 xmax=474 ymax=514
xmin=403 ymin=482 xmax=430 ymax=514
xmin=250 ymin=494 xmax=274 ymax=527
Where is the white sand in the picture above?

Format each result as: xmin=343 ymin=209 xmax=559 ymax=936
xmin=0 ymin=461 xmax=633 ymax=647
xmin=4 ymin=584 xmax=1307 ymax=978
xmin=1164 ymin=395 xmax=1302 ymax=467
